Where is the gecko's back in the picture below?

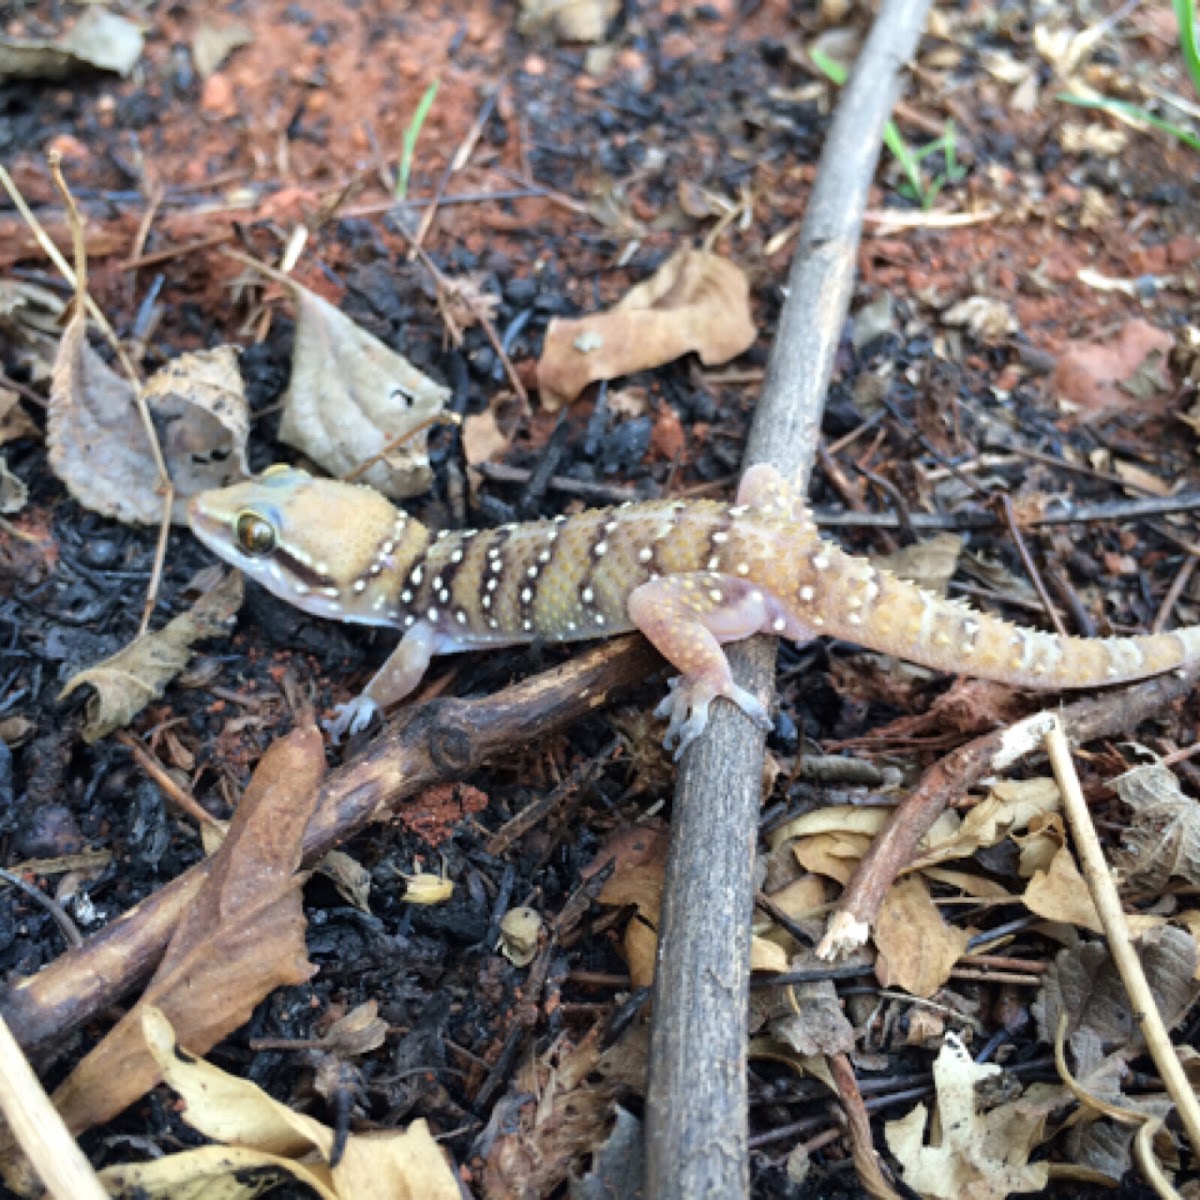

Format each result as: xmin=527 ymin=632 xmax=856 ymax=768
xmin=190 ymin=465 xmax=1200 ymax=749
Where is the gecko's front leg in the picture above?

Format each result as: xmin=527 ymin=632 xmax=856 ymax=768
xmin=326 ymin=620 xmax=439 ymax=742
xmin=628 ymin=573 xmax=814 ymax=759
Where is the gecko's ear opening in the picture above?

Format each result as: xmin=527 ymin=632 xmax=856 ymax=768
xmin=235 ymin=511 xmax=277 ymax=557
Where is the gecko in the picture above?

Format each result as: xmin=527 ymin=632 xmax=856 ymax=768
xmin=188 ymin=464 xmax=1200 ymax=754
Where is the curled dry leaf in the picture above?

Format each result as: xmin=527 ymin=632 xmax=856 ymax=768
xmin=278 ymin=280 xmax=449 ymax=499
xmin=0 ymin=390 xmax=38 ymax=445
xmin=140 ymin=346 xmax=251 ymax=503
xmin=0 ymin=7 xmax=144 ymax=82
xmin=0 ymin=458 xmax=26 ymax=514
xmin=40 ymin=726 xmax=326 ymax=1142
xmin=873 ymin=876 xmax=971 ymax=999
xmin=872 ymin=533 xmax=964 ymax=595
xmin=1112 ymin=761 xmax=1200 ymax=890
xmin=940 ymin=295 xmax=1018 ymax=344
xmin=500 ymin=905 xmax=542 ymax=967
xmin=481 ymin=1024 xmax=647 ymax=1200
xmin=885 ymin=1034 xmax=1051 ymax=1200
xmin=50 ymin=323 xmax=251 ymax=524
xmin=96 ymin=1007 xmax=459 ymax=1200
xmin=517 ymin=0 xmax=620 ymax=42
xmin=1033 ymin=928 xmax=1200 ymax=1063
xmin=58 ymin=571 xmax=244 ymax=743
xmin=191 ymin=20 xmax=253 ymax=78
xmin=537 ymin=246 xmax=756 ymax=410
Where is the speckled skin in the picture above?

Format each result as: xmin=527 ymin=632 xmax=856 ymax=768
xmin=188 ymin=464 xmax=1200 ymax=752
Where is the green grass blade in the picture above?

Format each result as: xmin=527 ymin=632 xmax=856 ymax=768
xmin=1174 ymin=0 xmax=1200 ymax=99
xmin=396 ymin=79 xmax=441 ymax=202
xmin=810 ymin=47 xmax=927 ymax=201
xmin=1059 ymin=92 xmax=1200 ymax=153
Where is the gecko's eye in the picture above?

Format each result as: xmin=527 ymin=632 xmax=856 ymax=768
xmin=234 ymin=511 xmax=277 ymax=557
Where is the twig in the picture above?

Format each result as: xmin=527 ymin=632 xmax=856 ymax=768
xmin=43 ymin=156 xmax=174 ymax=635
xmin=813 ymin=491 xmax=1200 ymax=530
xmin=0 ymin=1015 xmax=108 ymax=1199
xmin=643 ymin=0 xmax=934 ymax=1194
xmin=1152 ymin=554 xmax=1198 ymax=633
xmin=410 ymin=79 xmax=503 ymax=253
xmin=997 ymin=494 xmax=1068 ymax=637
xmin=0 ymin=636 xmax=659 ymax=1055
xmin=1045 ymin=717 xmax=1200 ymax=1160
xmin=114 ymin=732 xmax=224 ymax=831
xmin=829 ymin=1052 xmax=903 ymax=1200
xmin=0 ymin=869 xmax=82 ymax=950
xmin=818 ymin=665 xmax=1200 ymax=958
xmin=389 ymin=218 xmax=528 ymax=405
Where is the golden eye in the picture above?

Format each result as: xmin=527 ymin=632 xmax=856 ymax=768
xmin=234 ymin=511 xmax=276 ymax=557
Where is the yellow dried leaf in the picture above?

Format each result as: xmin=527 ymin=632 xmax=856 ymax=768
xmin=500 ymin=905 xmax=541 ymax=967
xmin=1023 ymin=845 xmax=1103 ymax=932
xmin=885 ymin=1034 xmax=1050 ymax=1200
xmin=537 ymin=246 xmax=756 ymax=409
xmin=59 ymin=571 xmax=243 ymax=742
xmin=278 ymin=280 xmax=448 ymax=499
xmin=47 ymin=728 xmax=324 ymax=1139
xmin=874 ymin=877 xmax=971 ymax=998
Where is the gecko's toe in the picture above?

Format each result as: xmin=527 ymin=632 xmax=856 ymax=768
xmin=324 ymin=695 xmax=381 ymax=744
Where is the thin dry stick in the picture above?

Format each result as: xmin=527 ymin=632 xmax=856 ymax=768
xmin=410 ymin=80 xmax=503 ymax=253
xmin=820 ymin=666 xmax=1200 ymax=958
xmin=0 ymin=1015 xmax=108 ymax=1200
xmin=390 ymin=220 xmax=529 ymax=404
xmin=998 ymin=494 xmax=1068 ymax=638
xmin=1044 ymin=718 xmax=1200 ymax=1160
xmin=24 ymin=156 xmax=176 ymax=634
xmin=643 ymin=0 xmax=934 ymax=1194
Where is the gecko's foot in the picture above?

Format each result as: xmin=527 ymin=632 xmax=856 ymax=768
xmin=324 ymin=695 xmax=381 ymax=744
xmin=654 ymin=676 xmax=772 ymax=761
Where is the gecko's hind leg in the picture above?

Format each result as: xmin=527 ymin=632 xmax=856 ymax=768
xmin=735 ymin=463 xmax=810 ymax=522
xmin=628 ymin=572 xmax=815 ymax=759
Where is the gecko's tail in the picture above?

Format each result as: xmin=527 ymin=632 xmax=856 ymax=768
xmin=809 ymin=540 xmax=1200 ymax=690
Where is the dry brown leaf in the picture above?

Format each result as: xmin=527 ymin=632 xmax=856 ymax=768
xmin=1112 ymin=761 xmax=1200 ymax=890
xmin=597 ymin=828 xmax=779 ymax=985
xmin=912 ymin=777 xmax=1061 ymax=871
xmin=1022 ymin=844 xmax=1104 ymax=932
xmin=874 ymin=877 xmax=971 ymax=998
xmin=769 ymin=978 xmax=856 ymax=1058
xmin=437 ymin=272 xmax=501 ymax=343
xmin=0 ymin=390 xmax=38 ymax=445
xmin=319 ymin=1001 xmax=389 ymax=1059
xmin=45 ymin=726 xmax=325 ymax=1139
xmin=97 ymin=1007 xmax=459 ymax=1200
xmin=517 ymin=0 xmax=620 ymax=42
xmin=1033 ymin=928 xmax=1200 ymax=1063
xmin=940 ymin=295 xmax=1018 ymax=344
xmin=499 ymin=905 xmax=542 ymax=967
xmin=1053 ymin=318 xmax=1173 ymax=417
xmin=0 ymin=457 xmax=26 ymax=514
xmin=537 ymin=246 xmax=756 ymax=410
xmin=885 ymin=1034 xmax=1051 ymax=1200
xmin=191 ymin=20 xmax=253 ymax=78
xmin=0 ymin=7 xmax=143 ymax=81
xmin=317 ymin=849 xmax=372 ymax=911
xmin=481 ymin=1023 xmax=647 ymax=1199
xmin=50 ymin=325 xmax=251 ymax=524
xmin=140 ymin=346 xmax=251 ymax=503
xmin=278 ymin=279 xmax=448 ymax=499
xmin=58 ymin=571 xmax=244 ymax=743
xmin=872 ymin=534 xmax=963 ymax=595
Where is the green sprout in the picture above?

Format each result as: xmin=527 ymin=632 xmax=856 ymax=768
xmin=395 ymin=79 xmax=440 ymax=202
xmin=1057 ymin=0 xmax=1200 ymax=155
xmin=810 ymin=47 xmax=965 ymax=210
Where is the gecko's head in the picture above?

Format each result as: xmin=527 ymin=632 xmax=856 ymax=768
xmin=187 ymin=466 xmax=424 ymax=625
